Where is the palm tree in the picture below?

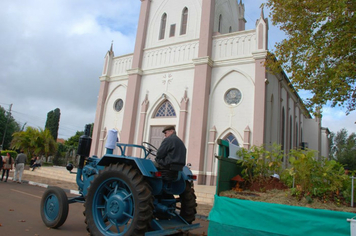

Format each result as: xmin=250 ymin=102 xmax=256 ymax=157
xmin=11 ymin=126 xmax=38 ymax=159
xmin=11 ymin=127 xmax=57 ymax=162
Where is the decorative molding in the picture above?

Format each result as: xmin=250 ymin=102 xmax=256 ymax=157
xmin=162 ymin=74 xmax=173 ymax=91
xmin=142 ymin=40 xmax=199 ymax=70
xmin=127 ymin=68 xmax=143 ymax=76
xmin=192 ymin=56 xmax=214 ymax=67
xmin=99 ymin=76 xmax=111 ymax=82
xmin=252 ymin=51 xmax=267 ymax=60
xmin=141 ymin=63 xmax=195 ymax=75
xmin=213 ymin=57 xmax=255 ymax=67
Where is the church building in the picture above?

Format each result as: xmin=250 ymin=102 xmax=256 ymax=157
xmin=90 ymin=0 xmax=329 ymax=185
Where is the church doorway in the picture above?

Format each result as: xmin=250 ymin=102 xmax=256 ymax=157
xmin=149 ymin=126 xmax=166 ymax=148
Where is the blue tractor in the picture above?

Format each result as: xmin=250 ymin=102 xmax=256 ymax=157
xmin=40 ymin=125 xmax=199 ymax=235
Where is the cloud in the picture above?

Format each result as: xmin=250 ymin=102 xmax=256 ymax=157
xmin=0 ymin=0 xmax=139 ymax=139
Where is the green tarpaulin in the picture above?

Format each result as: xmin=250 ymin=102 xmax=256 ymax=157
xmin=208 ymin=195 xmax=355 ymax=236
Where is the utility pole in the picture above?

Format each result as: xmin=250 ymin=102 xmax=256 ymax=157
xmin=1 ymin=104 xmax=13 ymax=151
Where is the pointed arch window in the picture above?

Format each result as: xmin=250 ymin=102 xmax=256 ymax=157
xmin=218 ymin=14 xmax=222 ymax=33
xmin=159 ymin=13 xmax=167 ymax=40
xmin=180 ymin=7 xmax=188 ymax=35
xmin=225 ymin=133 xmax=239 ymax=146
xmin=155 ymin=101 xmax=176 ymax=117
xmin=229 ymin=26 xmax=232 ymax=33
xmin=281 ymin=107 xmax=285 ymax=151
xmin=295 ymin=122 xmax=299 ymax=148
xmin=290 ymin=116 xmax=293 ymax=149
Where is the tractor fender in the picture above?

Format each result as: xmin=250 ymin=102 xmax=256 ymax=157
xmin=165 ymin=166 xmax=194 ymax=195
xmin=182 ymin=166 xmax=194 ymax=181
xmin=97 ymin=154 xmax=163 ymax=195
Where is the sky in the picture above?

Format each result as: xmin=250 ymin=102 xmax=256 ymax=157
xmin=0 ymin=0 xmax=355 ymax=140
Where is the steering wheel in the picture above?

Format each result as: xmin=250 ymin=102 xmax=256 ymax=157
xmin=142 ymin=142 xmax=158 ymax=157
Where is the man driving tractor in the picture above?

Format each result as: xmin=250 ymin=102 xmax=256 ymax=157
xmin=155 ymin=125 xmax=186 ymax=169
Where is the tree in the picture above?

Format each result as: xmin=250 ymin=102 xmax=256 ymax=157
xmin=329 ymin=128 xmax=356 ymax=170
xmin=45 ymin=108 xmax=61 ymax=140
xmin=0 ymin=106 xmax=20 ymax=150
xmin=65 ymin=131 xmax=84 ymax=148
xmin=11 ymin=126 xmax=57 ymax=162
xmin=265 ymin=1 xmax=356 ymax=114
xmin=53 ymin=143 xmax=68 ymax=166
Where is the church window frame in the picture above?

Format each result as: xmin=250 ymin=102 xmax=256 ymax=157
xmin=159 ymin=13 xmax=167 ymax=40
xmin=289 ymin=115 xmax=293 ymax=149
xmin=218 ymin=14 xmax=222 ymax=33
xmin=180 ymin=7 xmax=188 ymax=35
xmin=281 ymin=107 xmax=285 ymax=151
xmin=170 ymin=24 xmax=176 ymax=37
xmin=154 ymin=100 xmax=176 ymax=118
xmin=224 ymin=133 xmax=239 ymax=146
xmin=224 ymin=88 xmax=242 ymax=106
xmin=113 ymin=99 xmax=124 ymax=112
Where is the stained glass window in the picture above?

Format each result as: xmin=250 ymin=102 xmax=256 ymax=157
xmin=225 ymin=88 xmax=242 ymax=105
xmin=225 ymin=133 xmax=238 ymax=146
xmin=155 ymin=101 xmax=176 ymax=117
xmin=159 ymin=13 xmax=167 ymax=40
xmin=114 ymin=99 xmax=123 ymax=112
xmin=180 ymin=7 xmax=188 ymax=35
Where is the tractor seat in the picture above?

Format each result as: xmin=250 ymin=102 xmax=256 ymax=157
xmin=159 ymin=164 xmax=184 ymax=181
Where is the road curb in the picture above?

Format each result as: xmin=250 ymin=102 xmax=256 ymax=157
xmin=8 ymin=176 xmax=81 ymax=195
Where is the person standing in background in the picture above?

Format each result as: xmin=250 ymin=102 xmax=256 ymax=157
xmin=1 ymin=153 xmax=14 ymax=182
xmin=13 ymin=150 xmax=27 ymax=184
xmin=0 ymin=154 xmax=3 ymax=172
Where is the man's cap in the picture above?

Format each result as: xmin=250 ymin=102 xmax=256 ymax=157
xmin=162 ymin=125 xmax=175 ymax=133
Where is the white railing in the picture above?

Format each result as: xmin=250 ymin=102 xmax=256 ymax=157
xmin=110 ymin=54 xmax=133 ymax=76
xmin=212 ymin=30 xmax=257 ymax=61
xmin=142 ymin=40 xmax=199 ymax=70
xmin=110 ymin=30 xmax=257 ymax=76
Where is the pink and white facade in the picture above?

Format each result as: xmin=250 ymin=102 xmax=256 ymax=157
xmin=90 ymin=0 xmax=329 ymax=185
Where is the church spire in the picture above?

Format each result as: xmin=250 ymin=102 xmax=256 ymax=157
xmin=237 ymin=0 xmax=246 ymax=31
xmin=109 ymin=40 xmax=114 ymax=56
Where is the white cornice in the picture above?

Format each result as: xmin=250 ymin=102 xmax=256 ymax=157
xmin=142 ymin=63 xmax=195 ymax=75
xmin=127 ymin=68 xmax=143 ymax=76
xmin=109 ymin=75 xmax=129 ymax=82
xmin=213 ymin=56 xmax=255 ymax=67
xmin=99 ymin=76 xmax=110 ymax=82
xmin=252 ymin=51 xmax=268 ymax=60
xmin=192 ymin=56 xmax=214 ymax=67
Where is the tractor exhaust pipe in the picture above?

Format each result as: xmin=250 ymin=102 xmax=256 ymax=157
xmin=76 ymin=124 xmax=92 ymax=189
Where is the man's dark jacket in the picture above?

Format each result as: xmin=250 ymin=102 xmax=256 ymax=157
xmin=155 ymin=133 xmax=186 ymax=168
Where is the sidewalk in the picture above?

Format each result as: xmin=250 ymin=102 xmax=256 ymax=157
xmin=7 ymin=167 xmax=214 ymax=218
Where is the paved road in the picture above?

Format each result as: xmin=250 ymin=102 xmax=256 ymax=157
xmin=0 ymin=180 xmax=208 ymax=235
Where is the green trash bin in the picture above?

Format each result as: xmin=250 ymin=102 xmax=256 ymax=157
xmin=215 ymin=139 xmax=243 ymax=195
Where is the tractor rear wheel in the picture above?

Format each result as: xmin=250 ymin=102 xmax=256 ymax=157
xmin=179 ymin=181 xmax=197 ymax=224
xmin=85 ymin=163 xmax=153 ymax=236
xmin=40 ymin=186 xmax=69 ymax=228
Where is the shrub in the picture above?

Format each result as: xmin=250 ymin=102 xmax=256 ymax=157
xmin=1 ymin=150 xmax=18 ymax=159
xmin=237 ymin=143 xmax=283 ymax=184
xmin=237 ymin=144 xmax=351 ymax=202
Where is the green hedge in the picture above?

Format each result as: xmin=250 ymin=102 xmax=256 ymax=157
xmin=1 ymin=150 xmax=18 ymax=159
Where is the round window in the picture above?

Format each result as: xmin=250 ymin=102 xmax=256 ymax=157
xmin=114 ymin=99 xmax=124 ymax=112
xmin=224 ymin=88 xmax=242 ymax=105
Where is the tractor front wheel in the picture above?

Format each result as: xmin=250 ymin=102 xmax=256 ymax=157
xmin=40 ymin=186 xmax=69 ymax=228
xmin=85 ymin=163 xmax=153 ymax=236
